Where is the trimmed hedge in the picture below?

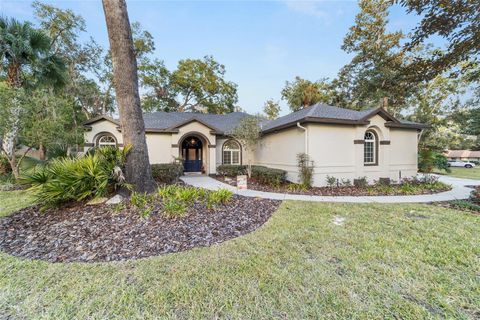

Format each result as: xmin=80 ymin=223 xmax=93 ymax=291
xmin=151 ymin=163 xmax=184 ymax=183
xmin=251 ymin=165 xmax=287 ymax=187
xmin=217 ymin=165 xmax=247 ymax=177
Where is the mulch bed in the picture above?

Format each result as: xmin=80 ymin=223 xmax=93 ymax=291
xmin=0 ymin=195 xmax=280 ymax=263
xmin=214 ymin=176 xmax=452 ymax=196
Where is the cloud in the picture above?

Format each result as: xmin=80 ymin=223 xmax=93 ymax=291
xmin=284 ymin=1 xmax=329 ymax=20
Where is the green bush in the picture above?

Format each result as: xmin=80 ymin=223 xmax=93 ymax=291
xmin=251 ymin=165 xmax=287 ymax=187
xmin=418 ymin=149 xmax=451 ymax=173
xmin=217 ymin=165 xmax=247 ymax=177
xmin=207 ymin=188 xmax=234 ymax=209
xmin=23 ymin=146 xmax=130 ymax=206
xmin=326 ymin=175 xmax=337 ymax=187
xmin=151 ymin=163 xmax=184 ymax=183
xmin=297 ymin=153 xmax=314 ymax=188
xmin=0 ymin=154 xmax=11 ymax=175
xmin=354 ymin=177 xmax=368 ymax=188
xmin=286 ymin=183 xmax=308 ymax=192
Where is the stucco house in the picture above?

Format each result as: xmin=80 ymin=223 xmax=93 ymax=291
xmin=83 ymin=103 xmax=428 ymax=186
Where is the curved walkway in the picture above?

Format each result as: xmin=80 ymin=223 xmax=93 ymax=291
xmin=181 ymin=174 xmax=480 ymax=203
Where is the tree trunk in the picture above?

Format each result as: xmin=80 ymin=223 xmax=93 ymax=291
xmin=102 ymin=0 xmax=155 ymax=193
xmin=38 ymin=143 xmax=46 ymax=161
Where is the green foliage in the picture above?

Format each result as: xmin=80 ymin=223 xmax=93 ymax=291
xmin=140 ymin=56 xmax=238 ymax=114
xmin=336 ymin=0 xmax=409 ymax=113
xmin=286 ymin=183 xmax=308 ymax=192
xmin=399 ymin=0 xmax=479 ymax=80
xmin=353 ymin=177 xmax=368 ymax=188
xmin=263 ymin=99 xmax=281 ymax=120
xmin=281 ymin=76 xmax=337 ymax=111
xmin=448 ymin=200 xmax=480 ymax=213
xmin=251 ymin=166 xmax=287 ymax=187
xmin=326 ymin=175 xmax=337 ymax=187
xmin=296 ymin=153 xmax=314 ymax=188
xmin=23 ymin=147 xmax=129 ymax=205
xmin=207 ymin=189 xmax=234 ymax=209
xmin=151 ymin=163 xmax=184 ymax=183
xmin=0 ymin=154 xmax=11 ymax=175
xmin=217 ymin=165 xmax=247 ymax=177
xmin=162 ymin=198 xmax=187 ymax=218
xmin=130 ymin=191 xmax=154 ymax=218
xmin=230 ymin=116 xmax=262 ymax=177
xmin=418 ymin=149 xmax=451 ymax=173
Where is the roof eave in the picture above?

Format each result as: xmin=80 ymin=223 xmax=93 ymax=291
xmin=385 ymin=122 xmax=430 ymax=130
xmin=261 ymin=117 xmax=370 ymax=134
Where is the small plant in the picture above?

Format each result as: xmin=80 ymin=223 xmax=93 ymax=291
xmin=130 ymin=191 xmax=155 ymax=218
xmin=287 ymin=183 xmax=308 ymax=192
xmin=297 ymin=153 xmax=314 ymax=188
xmin=354 ymin=177 xmax=368 ymax=188
xmin=151 ymin=163 xmax=184 ymax=183
xmin=326 ymin=175 xmax=337 ymax=187
xmin=111 ymin=202 xmax=126 ymax=213
xmin=206 ymin=189 xmax=234 ymax=209
xmin=341 ymin=179 xmax=352 ymax=187
xmin=162 ymin=198 xmax=187 ymax=218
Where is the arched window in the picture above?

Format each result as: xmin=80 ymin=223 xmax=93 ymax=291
xmin=223 ymin=140 xmax=241 ymax=165
xmin=97 ymin=134 xmax=117 ymax=147
xmin=364 ymin=130 xmax=377 ymax=165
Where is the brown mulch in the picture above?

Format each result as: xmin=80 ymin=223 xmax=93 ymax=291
xmin=214 ymin=176 xmax=451 ymax=196
xmin=0 ymin=195 xmax=280 ymax=263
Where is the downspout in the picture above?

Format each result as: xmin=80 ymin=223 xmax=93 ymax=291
xmin=297 ymin=122 xmax=308 ymax=155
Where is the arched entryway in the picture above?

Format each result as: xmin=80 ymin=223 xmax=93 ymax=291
xmin=181 ymin=135 xmax=204 ymax=172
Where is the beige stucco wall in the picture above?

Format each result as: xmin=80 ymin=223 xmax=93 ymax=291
xmin=145 ymin=133 xmax=174 ymax=164
xmin=254 ymin=126 xmax=306 ymax=183
xmin=84 ymin=120 xmax=123 ymax=149
xmin=84 ymin=115 xmax=420 ymax=184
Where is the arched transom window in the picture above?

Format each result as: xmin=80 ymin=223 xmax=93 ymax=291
xmin=364 ymin=130 xmax=377 ymax=165
xmin=97 ymin=134 xmax=117 ymax=147
xmin=223 ymin=140 xmax=241 ymax=165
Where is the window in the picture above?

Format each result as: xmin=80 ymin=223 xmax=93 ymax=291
xmin=364 ymin=130 xmax=377 ymax=165
xmin=223 ymin=140 xmax=241 ymax=165
xmin=97 ymin=135 xmax=117 ymax=147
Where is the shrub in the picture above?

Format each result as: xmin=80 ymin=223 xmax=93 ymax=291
xmin=217 ymin=165 xmax=247 ymax=177
xmin=340 ymin=179 xmax=352 ymax=187
xmin=354 ymin=177 xmax=368 ymax=188
xmin=130 ymin=191 xmax=154 ymax=218
xmin=162 ymin=198 xmax=187 ymax=218
xmin=251 ymin=165 xmax=286 ymax=187
xmin=151 ymin=163 xmax=183 ymax=183
xmin=207 ymin=188 xmax=234 ymax=209
xmin=297 ymin=153 xmax=314 ymax=188
xmin=287 ymin=183 xmax=308 ymax=192
xmin=449 ymin=200 xmax=480 ymax=212
xmin=418 ymin=149 xmax=451 ymax=173
xmin=0 ymin=154 xmax=11 ymax=175
xmin=23 ymin=146 xmax=130 ymax=206
xmin=469 ymin=187 xmax=480 ymax=204
xmin=326 ymin=175 xmax=337 ymax=187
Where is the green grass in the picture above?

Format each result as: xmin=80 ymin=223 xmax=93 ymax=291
xmin=0 ymin=198 xmax=479 ymax=319
xmin=0 ymin=190 xmax=36 ymax=217
xmin=435 ymin=166 xmax=480 ymax=180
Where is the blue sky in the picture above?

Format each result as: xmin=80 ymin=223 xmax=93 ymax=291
xmin=1 ymin=0 xmax=425 ymax=115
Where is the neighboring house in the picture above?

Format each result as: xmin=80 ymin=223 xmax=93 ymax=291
xmin=446 ymin=150 xmax=480 ymax=163
xmin=83 ymin=103 xmax=428 ymax=186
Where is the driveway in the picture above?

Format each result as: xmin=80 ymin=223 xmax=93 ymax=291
xmin=181 ymin=174 xmax=480 ymax=203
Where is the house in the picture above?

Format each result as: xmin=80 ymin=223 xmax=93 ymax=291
xmin=445 ymin=150 xmax=480 ymax=163
xmin=83 ymin=103 xmax=428 ymax=186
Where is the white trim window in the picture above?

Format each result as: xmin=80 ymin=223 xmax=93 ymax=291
xmin=97 ymin=135 xmax=117 ymax=147
xmin=223 ymin=140 xmax=241 ymax=165
xmin=364 ymin=131 xmax=376 ymax=165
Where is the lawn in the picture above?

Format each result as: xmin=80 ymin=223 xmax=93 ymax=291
xmin=435 ymin=166 xmax=480 ymax=180
xmin=0 ymin=191 xmax=479 ymax=319
xmin=0 ymin=190 xmax=36 ymax=218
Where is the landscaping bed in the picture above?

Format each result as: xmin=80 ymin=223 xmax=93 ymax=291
xmin=0 ymin=193 xmax=280 ymax=263
xmin=214 ymin=176 xmax=452 ymax=196
xmin=433 ymin=186 xmax=480 ymax=214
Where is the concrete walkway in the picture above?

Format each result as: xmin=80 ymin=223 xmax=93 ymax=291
xmin=181 ymin=174 xmax=480 ymax=203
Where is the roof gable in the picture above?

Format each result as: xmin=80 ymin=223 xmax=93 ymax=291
xmin=83 ymin=115 xmax=120 ymax=127
xmin=167 ymin=117 xmax=222 ymax=133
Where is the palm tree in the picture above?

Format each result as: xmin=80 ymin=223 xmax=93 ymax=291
xmin=0 ymin=17 xmax=66 ymax=178
xmin=102 ymin=0 xmax=155 ymax=193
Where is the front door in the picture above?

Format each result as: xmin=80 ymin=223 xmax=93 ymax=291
xmin=182 ymin=136 xmax=203 ymax=172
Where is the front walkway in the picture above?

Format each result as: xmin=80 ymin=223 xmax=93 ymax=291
xmin=181 ymin=174 xmax=480 ymax=203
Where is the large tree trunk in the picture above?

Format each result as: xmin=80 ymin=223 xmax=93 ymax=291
xmin=102 ymin=0 xmax=155 ymax=193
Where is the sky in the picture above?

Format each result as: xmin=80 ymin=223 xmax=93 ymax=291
xmin=0 ymin=0 xmax=426 ymax=115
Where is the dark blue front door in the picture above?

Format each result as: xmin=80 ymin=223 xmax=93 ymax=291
xmin=181 ymin=136 xmax=203 ymax=172
xmin=184 ymin=160 xmax=202 ymax=172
